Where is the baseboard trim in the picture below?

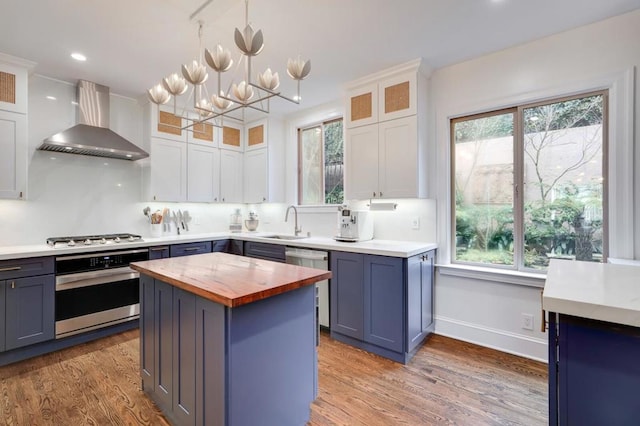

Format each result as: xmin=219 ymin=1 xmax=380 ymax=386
xmin=435 ymin=315 xmax=548 ymax=363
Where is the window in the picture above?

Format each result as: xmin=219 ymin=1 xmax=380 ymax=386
xmin=298 ymin=118 xmax=344 ymax=205
xmin=452 ymin=91 xmax=607 ymax=271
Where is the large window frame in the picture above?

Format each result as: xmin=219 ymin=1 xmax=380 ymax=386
xmin=450 ymin=90 xmax=609 ymax=273
xmin=297 ymin=117 xmax=344 ymax=206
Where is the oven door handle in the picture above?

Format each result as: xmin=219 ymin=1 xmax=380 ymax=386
xmin=56 ymin=267 xmax=139 ymax=291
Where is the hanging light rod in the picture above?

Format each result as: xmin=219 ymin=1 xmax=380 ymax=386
xmin=189 ymin=0 xmax=214 ymax=21
xmin=148 ymin=0 xmax=311 ymax=131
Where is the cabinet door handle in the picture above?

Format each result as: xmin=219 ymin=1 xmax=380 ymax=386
xmin=214 ymin=197 xmax=218 ymax=202
xmin=379 ymin=192 xmax=383 ymax=197
xmin=11 ymin=281 xmax=15 ymax=289
xmin=0 ymin=266 xmax=21 ymax=272
xmin=150 ymin=247 xmax=168 ymax=252
xmin=540 ymin=290 xmax=547 ymax=332
xmin=373 ymin=192 xmax=376 ymax=198
xmin=184 ymin=247 xmax=201 ymax=252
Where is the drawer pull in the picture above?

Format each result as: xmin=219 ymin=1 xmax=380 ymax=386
xmin=150 ymin=247 xmax=168 ymax=252
xmin=0 ymin=266 xmax=21 ymax=272
xmin=184 ymin=247 xmax=201 ymax=252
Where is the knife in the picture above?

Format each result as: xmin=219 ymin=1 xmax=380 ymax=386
xmin=162 ymin=208 xmax=170 ymax=232
xmin=183 ymin=210 xmax=190 ymax=231
xmin=178 ymin=209 xmax=185 ymax=230
xmin=173 ymin=211 xmax=180 ymax=235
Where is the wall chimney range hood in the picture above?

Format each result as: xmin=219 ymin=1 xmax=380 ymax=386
xmin=38 ymin=80 xmax=149 ymax=161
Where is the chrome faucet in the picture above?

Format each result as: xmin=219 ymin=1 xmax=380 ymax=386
xmin=285 ymin=205 xmax=302 ymax=236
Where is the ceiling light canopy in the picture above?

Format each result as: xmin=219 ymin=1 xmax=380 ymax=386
xmin=147 ymin=0 xmax=311 ymax=131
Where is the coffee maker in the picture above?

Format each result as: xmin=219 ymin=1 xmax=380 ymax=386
xmin=334 ymin=209 xmax=374 ymax=242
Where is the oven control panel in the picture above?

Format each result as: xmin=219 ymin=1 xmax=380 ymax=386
xmin=56 ymin=249 xmax=149 ymax=275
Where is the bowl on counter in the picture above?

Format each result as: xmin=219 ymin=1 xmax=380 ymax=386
xmin=244 ymin=219 xmax=259 ymax=232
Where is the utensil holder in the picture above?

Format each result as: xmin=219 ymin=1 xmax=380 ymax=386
xmin=150 ymin=224 xmax=162 ymax=237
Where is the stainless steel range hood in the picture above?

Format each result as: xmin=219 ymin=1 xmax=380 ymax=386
xmin=38 ymin=80 xmax=149 ymax=161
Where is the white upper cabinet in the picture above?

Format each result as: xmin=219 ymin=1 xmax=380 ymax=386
xmin=378 ymin=71 xmax=417 ymax=122
xmin=187 ymin=116 xmax=219 ymax=147
xmin=187 ymin=144 xmax=220 ymax=202
xmin=0 ymin=110 xmax=26 ymax=199
xmin=243 ymin=148 xmax=268 ymax=203
xmin=345 ymin=124 xmax=379 ymax=200
xmin=0 ymin=56 xmax=29 ymax=114
xmin=147 ymin=137 xmax=187 ymax=202
xmin=344 ymin=59 xmax=430 ymax=200
xmin=244 ymin=118 xmax=268 ymax=151
xmin=378 ymin=116 xmax=419 ymax=198
xmin=219 ymin=149 xmax=243 ymax=203
xmin=147 ymin=103 xmax=188 ymax=142
xmin=345 ymin=82 xmax=378 ymax=129
xmin=220 ymin=121 xmax=244 ymax=152
xmin=0 ymin=55 xmax=32 ymax=200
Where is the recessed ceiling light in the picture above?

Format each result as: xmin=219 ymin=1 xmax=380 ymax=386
xmin=71 ymin=52 xmax=87 ymax=61
xmin=46 ymin=95 xmax=57 ymax=101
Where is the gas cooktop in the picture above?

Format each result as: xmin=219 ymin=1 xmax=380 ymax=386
xmin=46 ymin=233 xmax=143 ymax=248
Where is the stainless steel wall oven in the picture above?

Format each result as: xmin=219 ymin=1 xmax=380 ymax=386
xmin=54 ymin=248 xmax=149 ymax=338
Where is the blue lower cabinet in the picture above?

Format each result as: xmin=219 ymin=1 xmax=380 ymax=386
xmin=149 ymin=246 xmax=170 ymax=259
xmin=330 ymin=250 xmax=435 ymax=363
xmin=330 ymin=252 xmax=364 ymax=339
xmin=364 ymin=256 xmax=404 ymax=352
xmin=170 ymin=241 xmax=212 ymax=258
xmin=0 ymin=282 xmax=5 ymax=352
xmin=244 ymin=241 xmax=286 ymax=262
xmin=154 ymin=280 xmax=174 ymax=411
xmin=407 ymin=252 xmax=434 ymax=353
xmin=195 ymin=298 xmax=225 ymax=426
xmin=549 ymin=313 xmax=640 ymax=426
xmin=227 ymin=240 xmax=243 ymax=256
xmin=140 ymin=275 xmax=155 ymax=393
xmin=141 ymin=275 xmax=316 ymax=425
xmin=172 ymin=288 xmax=196 ymax=425
xmin=4 ymin=275 xmax=55 ymax=351
xmin=211 ymin=239 xmax=230 ymax=253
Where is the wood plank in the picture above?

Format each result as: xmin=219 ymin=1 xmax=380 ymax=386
xmin=0 ymin=330 xmax=547 ymax=425
xmin=131 ymin=252 xmax=332 ymax=307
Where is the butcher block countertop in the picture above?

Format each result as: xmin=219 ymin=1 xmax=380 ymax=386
xmin=130 ymin=252 xmax=332 ymax=308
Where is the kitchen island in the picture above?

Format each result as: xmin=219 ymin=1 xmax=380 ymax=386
xmin=130 ymin=252 xmax=331 ymax=426
xmin=543 ymin=259 xmax=640 ymax=426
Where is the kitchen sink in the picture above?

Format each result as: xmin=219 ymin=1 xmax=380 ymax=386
xmin=260 ymin=234 xmax=308 ymax=240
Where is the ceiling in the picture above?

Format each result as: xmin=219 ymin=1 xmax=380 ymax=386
xmin=1 ymin=0 xmax=639 ymax=118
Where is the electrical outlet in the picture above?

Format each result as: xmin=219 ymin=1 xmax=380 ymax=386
xmin=521 ymin=313 xmax=534 ymax=331
xmin=411 ymin=217 xmax=420 ymax=230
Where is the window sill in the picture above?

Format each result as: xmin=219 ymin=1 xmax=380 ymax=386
xmin=436 ymin=263 xmax=546 ymax=288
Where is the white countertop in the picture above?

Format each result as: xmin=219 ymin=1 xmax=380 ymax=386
xmin=543 ymin=259 xmax=640 ymax=327
xmin=0 ymin=232 xmax=437 ymax=261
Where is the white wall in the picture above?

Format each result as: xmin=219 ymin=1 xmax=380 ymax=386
xmin=431 ymin=10 xmax=639 ymax=361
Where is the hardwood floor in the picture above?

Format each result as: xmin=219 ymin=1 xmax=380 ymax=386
xmin=0 ymin=330 xmax=547 ymax=425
